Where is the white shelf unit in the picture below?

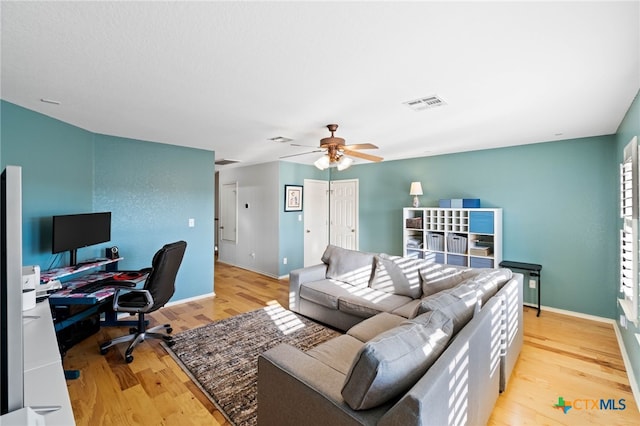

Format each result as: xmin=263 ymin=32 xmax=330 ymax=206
xmin=403 ymin=207 xmax=503 ymax=268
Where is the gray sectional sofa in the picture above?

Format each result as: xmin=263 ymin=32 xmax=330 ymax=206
xmin=258 ymin=245 xmax=523 ymax=426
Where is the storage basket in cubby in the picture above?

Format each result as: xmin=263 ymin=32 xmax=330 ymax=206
xmin=447 ymin=234 xmax=468 ymax=254
xmin=405 ymin=217 xmax=423 ymax=229
xmin=426 ymin=233 xmax=444 ymax=251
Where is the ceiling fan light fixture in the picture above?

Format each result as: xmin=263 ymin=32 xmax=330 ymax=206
xmin=314 ymin=155 xmax=330 ymax=170
xmin=337 ymin=156 xmax=353 ymax=171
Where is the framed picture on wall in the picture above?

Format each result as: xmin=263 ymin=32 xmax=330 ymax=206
xmin=284 ymin=185 xmax=303 ymax=212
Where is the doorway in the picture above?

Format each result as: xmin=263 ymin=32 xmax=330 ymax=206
xmin=303 ymin=178 xmax=359 ymax=266
xmin=329 ymin=179 xmax=359 ymax=250
xmin=219 ymin=182 xmax=238 ymax=244
xmin=303 ymin=179 xmax=329 ymax=266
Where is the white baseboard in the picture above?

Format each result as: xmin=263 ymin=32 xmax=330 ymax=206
xmin=165 ymin=292 xmax=215 ymax=307
xmin=612 ymin=322 xmax=640 ymax=414
xmin=528 ymin=303 xmax=640 ymax=412
xmin=527 ymin=303 xmax=615 ymax=324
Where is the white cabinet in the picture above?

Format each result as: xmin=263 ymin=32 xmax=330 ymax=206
xmin=403 ymin=207 xmax=502 ymax=268
xmin=22 ymin=301 xmax=76 ymax=425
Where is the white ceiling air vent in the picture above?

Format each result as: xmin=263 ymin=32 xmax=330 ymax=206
xmin=269 ymin=136 xmax=293 ymax=143
xmin=215 ymin=159 xmax=241 ymax=166
xmin=403 ymin=95 xmax=447 ymax=111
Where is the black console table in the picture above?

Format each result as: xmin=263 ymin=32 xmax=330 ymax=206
xmin=499 ymin=260 xmax=542 ymax=317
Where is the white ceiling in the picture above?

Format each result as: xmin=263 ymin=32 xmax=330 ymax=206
xmin=1 ymin=1 xmax=639 ymax=168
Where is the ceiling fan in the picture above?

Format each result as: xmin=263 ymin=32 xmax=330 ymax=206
xmin=281 ymin=124 xmax=383 ymax=170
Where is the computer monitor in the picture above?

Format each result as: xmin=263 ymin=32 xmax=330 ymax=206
xmin=52 ymin=212 xmax=111 ymax=266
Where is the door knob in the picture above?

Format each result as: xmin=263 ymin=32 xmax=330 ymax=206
xmin=306 ymin=229 xmax=311 ymax=233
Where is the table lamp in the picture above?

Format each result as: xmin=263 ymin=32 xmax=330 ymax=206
xmin=410 ymin=182 xmax=423 ymax=207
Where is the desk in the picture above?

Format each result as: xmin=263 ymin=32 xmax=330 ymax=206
xmin=41 ymin=262 xmax=147 ymax=384
xmin=49 ymin=271 xmax=147 ymax=332
xmin=499 ymin=260 xmax=542 ymax=316
xmin=42 ymin=259 xmax=147 ymax=333
xmin=40 ymin=257 xmax=123 ymax=283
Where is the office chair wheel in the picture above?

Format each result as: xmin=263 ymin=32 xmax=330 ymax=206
xmin=125 ymin=354 xmax=134 ymax=363
xmin=100 ymin=344 xmax=110 ymax=355
xmin=166 ymin=327 xmax=173 ymax=334
xmin=167 ymin=340 xmax=175 ymax=348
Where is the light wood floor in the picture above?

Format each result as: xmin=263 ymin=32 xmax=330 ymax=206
xmin=64 ymin=261 xmax=640 ymax=425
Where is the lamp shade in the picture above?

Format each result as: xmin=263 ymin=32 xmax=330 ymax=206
xmin=409 ymin=182 xmax=423 ymax=196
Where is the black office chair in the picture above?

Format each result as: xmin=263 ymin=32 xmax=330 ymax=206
xmin=99 ymin=240 xmax=187 ymax=363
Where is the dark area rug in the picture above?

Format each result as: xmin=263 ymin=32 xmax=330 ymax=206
xmin=164 ymin=304 xmax=340 ymax=426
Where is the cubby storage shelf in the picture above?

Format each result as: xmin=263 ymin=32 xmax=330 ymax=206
xmin=403 ymin=207 xmax=502 ymax=268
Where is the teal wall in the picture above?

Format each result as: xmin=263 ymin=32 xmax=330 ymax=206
xmin=616 ymin=90 xmax=640 ymax=396
xmin=333 ymin=136 xmax=618 ymax=318
xmin=93 ymin=134 xmax=215 ymax=300
xmin=0 ymin=100 xmax=215 ymax=301
xmin=1 ymin=101 xmax=94 ymax=269
xmin=278 ymin=161 xmax=328 ymax=275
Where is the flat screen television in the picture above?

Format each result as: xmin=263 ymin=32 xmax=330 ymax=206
xmin=52 ymin=212 xmax=111 ymax=266
xmin=1 ymin=165 xmax=24 ymax=415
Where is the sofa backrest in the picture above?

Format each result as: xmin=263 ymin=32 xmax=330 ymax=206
xmin=322 ymin=245 xmax=375 ymax=288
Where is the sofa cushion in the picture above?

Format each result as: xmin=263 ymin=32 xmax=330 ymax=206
xmin=322 ymin=245 xmax=375 ymax=288
xmin=390 ymin=299 xmax=422 ymax=319
xmin=417 ymin=284 xmax=479 ymax=334
xmin=341 ymin=310 xmax=453 ymax=410
xmin=306 ymin=334 xmax=365 ymax=375
xmin=418 ymin=262 xmax=479 ymax=297
xmin=299 ymin=279 xmax=360 ymax=309
xmin=369 ymin=254 xmax=423 ymax=299
xmin=347 ymin=312 xmax=406 ymax=343
xmin=464 ymin=268 xmax=513 ymax=305
xmin=338 ymin=289 xmax=413 ymax=319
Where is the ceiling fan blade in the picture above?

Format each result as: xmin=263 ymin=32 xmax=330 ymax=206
xmin=279 ymin=149 xmax=324 ymax=159
xmin=290 ymin=143 xmax=320 ymax=148
xmin=344 ymin=143 xmax=379 ymax=150
xmin=343 ymin=149 xmax=383 ymax=162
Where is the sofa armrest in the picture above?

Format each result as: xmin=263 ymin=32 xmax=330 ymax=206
xmin=258 ymin=344 xmax=388 ymax=426
xmin=288 ymin=263 xmax=328 ymax=312
xmin=497 ymin=273 xmax=524 ymax=392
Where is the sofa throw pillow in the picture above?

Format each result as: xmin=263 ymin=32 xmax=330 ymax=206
xmin=417 ymin=284 xmax=479 ymax=334
xmin=321 ymin=245 xmax=375 ymax=288
xmin=418 ymin=261 xmax=478 ymax=297
xmin=341 ymin=310 xmax=453 ymax=410
xmin=369 ymin=254 xmax=422 ymax=299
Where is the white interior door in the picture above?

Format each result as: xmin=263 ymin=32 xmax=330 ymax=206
xmin=220 ymin=182 xmax=238 ymax=243
xmin=330 ymin=179 xmax=359 ymax=250
xmin=303 ymin=179 xmax=329 ymax=266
